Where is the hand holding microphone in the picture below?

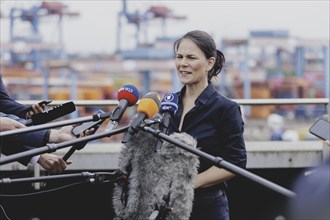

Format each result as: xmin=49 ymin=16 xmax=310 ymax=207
xmin=37 ymin=153 xmax=71 ymax=174
xmin=26 ymin=100 xmax=52 ymax=119
xmin=49 ymin=125 xmax=80 ymax=143
xmin=63 ymin=110 xmax=106 ymax=162
xmin=24 ymin=101 xmax=76 ymax=126
xmin=122 ymin=91 xmax=161 ymax=143
xmin=71 ymin=109 xmax=108 ymax=136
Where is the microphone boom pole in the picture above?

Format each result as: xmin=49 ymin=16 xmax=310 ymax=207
xmin=0 ymin=113 xmax=110 ymax=138
xmin=0 ymin=126 xmax=129 ymax=166
xmin=0 ymin=172 xmax=94 ymax=184
xmin=141 ymin=126 xmax=296 ymax=198
xmin=0 ymin=171 xmax=126 ymax=184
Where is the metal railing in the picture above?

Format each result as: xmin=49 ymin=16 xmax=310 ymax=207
xmin=17 ymin=98 xmax=329 ymax=107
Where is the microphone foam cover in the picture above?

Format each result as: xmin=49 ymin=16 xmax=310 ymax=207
xmin=113 ymin=124 xmax=199 ymax=220
xmin=137 ymin=92 xmax=161 ymax=118
xmin=117 ymin=84 xmax=139 ymax=106
xmin=159 ymin=93 xmax=178 ymax=115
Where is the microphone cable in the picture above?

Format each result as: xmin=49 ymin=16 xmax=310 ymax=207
xmin=0 ymin=203 xmax=12 ymax=220
xmin=0 ymin=179 xmax=89 ymax=198
xmin=0 ymin=180 xmax=89 ymax=220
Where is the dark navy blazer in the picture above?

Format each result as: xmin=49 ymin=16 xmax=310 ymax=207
xmin=0 ymin=74 xmax=29 ymax=118
xmin=171 ymin=83 xmax=247 ymax=189
xmin=0 ymin=74 xmax=48 ymax=165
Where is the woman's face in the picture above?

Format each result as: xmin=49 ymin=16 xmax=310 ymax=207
xmin=175 ymin=39 xmax=214 ymax=86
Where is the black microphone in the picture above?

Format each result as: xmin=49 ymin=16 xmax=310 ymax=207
xmin=121 ymin=92 xmax=161 ymax=143
xmin=24 ymin=101 xmax=76 ymax=126
xmin=154 ymin=93 xmax=178 ymax=152
xmin=105 ymin=84 xmax=139 ymax=131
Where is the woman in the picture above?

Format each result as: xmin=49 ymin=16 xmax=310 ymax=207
xmin=172 ymin=30 xmax=247 ymax=220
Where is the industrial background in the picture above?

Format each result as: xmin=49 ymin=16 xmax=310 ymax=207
xmin=0 ymin=1 xmax=329 ymax=219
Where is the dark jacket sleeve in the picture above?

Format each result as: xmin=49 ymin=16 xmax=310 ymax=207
xmin=219 ymin=103 xmax=247 ymax=169
xmin=0 ymin=74 xmax=30 ymax=118
xmin=0 ymin=112 xmax=49 ymax=166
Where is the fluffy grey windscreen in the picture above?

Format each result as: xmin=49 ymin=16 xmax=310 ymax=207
xmin=112 ymin=123 xmax=199 ymax=220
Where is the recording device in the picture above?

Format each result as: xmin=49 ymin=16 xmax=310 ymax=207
xmin=154 ymin=93 xmax=178 ymax=152
xmin=24 ymin=101 xmax=76 ymax=126
xmin=72 ymin=120 xmax=102 ymax=136
xmin=121 ymin=92 xmax=161 ymax=143
xmin=105 ymin=84 xmax=139 ymax=131
xmin=27 ymin=100 xmax=52 ymax=111
xmin=72 ymin=109 xmax=106 ymax=136
xmin=64 ymin=110 xmax=106 ymax=161
xmin=113 ymin=129 xmax=199 ymax=220
xmin=309 ymin=118 xmax=330 ymax=141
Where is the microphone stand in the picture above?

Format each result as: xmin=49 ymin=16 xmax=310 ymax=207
xmin=0 ymin=113 xmax=111 ymax=138
xmin=149 ymin=183 xmax=173 ymax=220
xmin=0 ymin=126 xmax=129 ymax=166
xmin=140 ymin=125 xmax=296 ymax=198
xmin=0 ymin=170 xmax=128 ymax=185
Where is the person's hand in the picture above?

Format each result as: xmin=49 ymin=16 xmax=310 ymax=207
xmin=26 ymin=103 xmax=47 ymax=119
xmin=0 ymin=117 xmax=26 ymax=131
xmin=37 ymin=153 xmax=72 ymax=174
xmin=49 ymin=125 xmax=76 ymax=143
xmin=49 ymin=125 xmax=95 ymax=143
xmin=40 ymin=126 xmax=94 ymax=173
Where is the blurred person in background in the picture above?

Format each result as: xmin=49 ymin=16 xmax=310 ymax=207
xmin=288 ymin=117 xmax=330 ymax=219
xmin=171 ymin=30 xmax=246 ymax=220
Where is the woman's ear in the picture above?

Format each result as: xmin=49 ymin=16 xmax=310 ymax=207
xmin=207 ymin=57 xmax=216 ymax=71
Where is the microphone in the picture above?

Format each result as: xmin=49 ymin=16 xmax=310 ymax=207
xmin=113 ymin=130 xmax=199 ymax=220
xmin=24 ymin=101 xmax=76 ymax=126
xmin=154 ymin=93 xmax=178 ymax=152
xmin=121 ymin=92 xmax=161 ymax=143
xmin=105 ymin=84 xmax=139 ymax=131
